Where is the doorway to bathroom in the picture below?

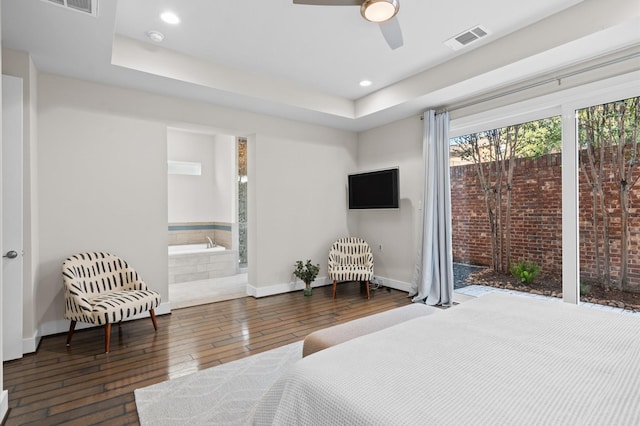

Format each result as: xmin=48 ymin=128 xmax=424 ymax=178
xmin=167 ymin=128 xmax=248 ymax=309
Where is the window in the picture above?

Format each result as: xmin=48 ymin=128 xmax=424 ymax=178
xmin=577 ymin=96 xmax=640 ymax=311
xmin=237 ymin=137 xmax=248 ymax=268
xmin=450 ymin=117 xmax=563 ymax=298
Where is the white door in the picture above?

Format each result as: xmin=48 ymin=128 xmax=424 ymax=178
xmin=2 ymin=75 xmax=24 ymax=361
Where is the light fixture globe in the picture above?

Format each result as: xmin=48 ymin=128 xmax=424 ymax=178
xmin=361 ymin=0 xmax=399 ymax=23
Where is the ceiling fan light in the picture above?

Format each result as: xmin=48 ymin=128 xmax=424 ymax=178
xmin=361 ymin=0 xmax=399 ymax=23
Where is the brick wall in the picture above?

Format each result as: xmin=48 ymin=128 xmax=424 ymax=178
xmin=450 ymin=152 xmax=640 ymax=290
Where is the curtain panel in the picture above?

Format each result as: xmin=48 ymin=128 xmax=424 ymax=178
xmin=410 ymin=110 xmax=454 ymax=305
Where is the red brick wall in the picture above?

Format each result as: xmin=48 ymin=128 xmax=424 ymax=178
xmin=450 ymin=152 xmax=640 ymax=290
xmin=577 ymin=154 xmax=640 ymax=289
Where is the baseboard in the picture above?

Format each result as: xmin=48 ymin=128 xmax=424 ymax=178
xmin=142 ymin=302 xmax=172 ymax=317
xmin=0 ymin=390 xmax=8 ymax=424
xmin=375 ymin=276 xmax=411 ymax=292
xmin=37 ymin=301 xmax=172 ymax=340
xmin=23 ymin=330 xmax=41 ymax=355
xmin=247 ymin=276 xmax=410 ymax=298
xmin=247 ymin=277 xmax=332 ymax=298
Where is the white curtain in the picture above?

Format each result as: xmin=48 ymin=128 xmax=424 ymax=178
xmin=409 ymin=110 xmax=454 ymax=305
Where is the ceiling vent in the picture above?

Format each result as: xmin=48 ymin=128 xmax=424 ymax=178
xmin=41 ymin=0 xmax=98 ymax=17
xmin=444 ymin=25 xmax=489 ymax=51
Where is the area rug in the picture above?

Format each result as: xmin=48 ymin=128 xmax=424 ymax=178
xmin=135 ymin=341 xmax=303 ymax=425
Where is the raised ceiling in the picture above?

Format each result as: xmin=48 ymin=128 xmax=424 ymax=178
xmin=2 ymin=0 xmax=639 ymax=131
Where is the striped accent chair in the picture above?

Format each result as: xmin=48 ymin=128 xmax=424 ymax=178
xmin=328 ymin=237 xmax=374 ymax=299
xmin=62 ymin=252 xmax=162 ymax=353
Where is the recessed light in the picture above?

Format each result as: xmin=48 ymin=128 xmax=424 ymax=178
xmin=146 ymin=30 xmax=165 ymax=42
xmin=160 ymin=11 xmax=180 ymax=25
xmin=359 ymin=80 xmax=373 ymax=87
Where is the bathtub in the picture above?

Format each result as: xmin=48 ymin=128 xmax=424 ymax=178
xmin=168 ymin=243 xmax=238 ymax=284
xmin=168 ymin=243 xmax=225 ymax=255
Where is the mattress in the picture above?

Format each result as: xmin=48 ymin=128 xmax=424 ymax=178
xmin=250 ymin=292 xmax=640 ymax=425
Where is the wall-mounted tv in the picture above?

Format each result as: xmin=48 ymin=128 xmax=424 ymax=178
xmin=348 ymin=168 xmax=399 ymax=209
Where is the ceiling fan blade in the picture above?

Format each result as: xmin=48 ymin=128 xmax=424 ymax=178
xmin=379 ymin=17 xmax=403 ymax=50
xmin=293 ymin=0 xmax=362 ymax=5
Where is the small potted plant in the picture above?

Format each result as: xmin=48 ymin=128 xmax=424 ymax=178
xmin=294 ymin=259 xmax=320 ymax=296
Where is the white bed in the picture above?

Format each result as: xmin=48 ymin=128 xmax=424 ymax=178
xmin=251 ymin=292 xmax=640 ymax=425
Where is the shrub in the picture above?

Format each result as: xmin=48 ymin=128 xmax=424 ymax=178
xmin=580 ymin=282 xmax=592 ymax=296
xmin=511 ymin=261 xmax=541 ymax=284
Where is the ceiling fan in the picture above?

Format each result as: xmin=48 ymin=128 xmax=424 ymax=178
xmin=293 ymin=0 xmax=403 ymax=50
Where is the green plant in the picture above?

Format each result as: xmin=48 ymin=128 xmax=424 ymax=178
xmin=580 ymin=282 xmax=592 ymax=296
xmin=293 ymin=259 xmax=320 ymax=284
xmin=510 ymin=261 xmax=541 ymax=284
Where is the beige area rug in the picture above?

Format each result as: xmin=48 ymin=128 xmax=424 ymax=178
xmin=135 ymin=341 xmax=302 ymax=425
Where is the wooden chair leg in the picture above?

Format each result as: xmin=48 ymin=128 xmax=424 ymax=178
xmin=66 ymin=320 xmax=77 ymax=347
xmin=332 ymin=280 xmax=337 ymax=299
xmin=149 ymin=309 xmax=158 ymax=331
xmin=105 ymin=323 xmax=112 ymax=353
xmin=366 ymin=280 xmax=370 ymax=299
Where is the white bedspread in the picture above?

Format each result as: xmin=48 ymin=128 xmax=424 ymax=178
xmin=250 ymin=292 xmax=640 ymax=425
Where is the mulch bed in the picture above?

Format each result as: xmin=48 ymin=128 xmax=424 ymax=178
xmin=466 ymin=268 xmax=640 ymax=312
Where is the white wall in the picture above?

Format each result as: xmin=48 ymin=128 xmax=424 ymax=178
xmin=250 ymin=133 xmax=358 ymax=295
xmin=167 ymin=129 xmax=236 ymax=224
xmin=355 ymin=116 xmax=424 ymax=289
xmin=38 ymin=95 xmax=168 ymax=336
xmin=36 ymin=73 xmax=358 ymax=333
xmin=167 ymin=129 xmax=217 ymax=223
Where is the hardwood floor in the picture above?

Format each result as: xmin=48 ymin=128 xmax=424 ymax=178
xmin=3 ymin=283 xmax=411 ymax=425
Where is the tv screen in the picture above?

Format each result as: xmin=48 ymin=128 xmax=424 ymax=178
xmin=348 ymin=168 xmax=399 ymax=209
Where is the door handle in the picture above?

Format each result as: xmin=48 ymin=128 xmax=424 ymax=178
xmin=3 ymin=250 xmax=18 ymax=259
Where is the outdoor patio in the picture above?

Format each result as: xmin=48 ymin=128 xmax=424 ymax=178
xmin=453 ymin=263 xmax=640 ymax=316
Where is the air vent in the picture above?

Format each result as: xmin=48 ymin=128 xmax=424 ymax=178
xmin=444 ymin=25 xmax=489 ymax=51
xmin=41 ymin=0 xmax=98 ymax=16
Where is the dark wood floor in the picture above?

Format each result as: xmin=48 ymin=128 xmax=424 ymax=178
xmin=3 ymin=283 xmax=410 ymax=425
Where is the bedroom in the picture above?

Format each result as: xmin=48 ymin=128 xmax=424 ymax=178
xmin=1 ymin=0 xmax=639 ymax=423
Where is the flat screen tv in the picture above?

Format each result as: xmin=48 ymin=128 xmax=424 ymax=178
xmin=348 ymin=168 xmax=399 ymax=209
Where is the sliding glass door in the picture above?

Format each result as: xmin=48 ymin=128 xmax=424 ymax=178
xmin=449 ymin=117 xmax=563 ymax=298
xmin=450 ymin=73 xmax=639 ymax=306
xmin=577 ymin=96 xmax=640 ymax=311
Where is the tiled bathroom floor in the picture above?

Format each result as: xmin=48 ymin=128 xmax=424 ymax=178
xmin=169 ymin=273 xmax=248 ymax=309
